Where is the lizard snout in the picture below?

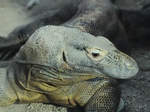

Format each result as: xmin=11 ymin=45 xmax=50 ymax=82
xmin=121 ymin=53 xmax=139 ymax=79
xmin=99 ymin=50 xmax=139 ymax=79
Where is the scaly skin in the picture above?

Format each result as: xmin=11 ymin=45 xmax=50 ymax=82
xmin=0 ymin=26 xmax=138 ymax=112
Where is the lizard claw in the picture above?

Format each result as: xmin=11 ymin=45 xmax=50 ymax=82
xmin=117 ymin=98 xmax=124 ymax=112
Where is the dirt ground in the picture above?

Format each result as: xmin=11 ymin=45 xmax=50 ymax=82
xmin=0 ymin=0 xmax=149 ymax=112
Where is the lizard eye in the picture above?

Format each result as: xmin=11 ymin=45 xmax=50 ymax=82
xmin=91 ymin=49 xmax=100 ymax=58
xmin=86 ymin=48 xmax=108 ymax=61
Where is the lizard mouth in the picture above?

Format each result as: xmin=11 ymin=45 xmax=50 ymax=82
xmin=61 ymin=50 xmax=108 ymax=79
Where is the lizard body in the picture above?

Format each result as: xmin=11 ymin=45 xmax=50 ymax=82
xmin=0 ymin=26 xmax=138 ymax=112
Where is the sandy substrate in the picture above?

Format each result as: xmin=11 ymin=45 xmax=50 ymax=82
xmin=0 ymin=0 xmax=149 ymax=112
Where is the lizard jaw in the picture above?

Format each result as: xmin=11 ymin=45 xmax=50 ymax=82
xmin=100 ymin=50 xmax=139 ymax=79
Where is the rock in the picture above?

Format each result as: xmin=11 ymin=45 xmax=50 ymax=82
xmin=114 ymin=0 xmax=150 ymax=45
xmin=120 ymin=48 xmax=150 ymax=112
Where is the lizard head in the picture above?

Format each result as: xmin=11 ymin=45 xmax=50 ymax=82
xmin=16 ymin=25 xmax=139 ymax=79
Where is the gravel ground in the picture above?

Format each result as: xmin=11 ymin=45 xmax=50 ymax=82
xmin=0 ymin=0 xmax=149 ymax=112
xmin=121 ymin=48 xmax=150 ymax=112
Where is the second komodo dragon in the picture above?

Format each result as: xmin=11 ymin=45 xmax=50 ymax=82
xmin=0 ymin=26 xmax=139 ymax=112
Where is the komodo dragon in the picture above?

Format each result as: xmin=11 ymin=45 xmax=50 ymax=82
xmin=0 ymin=0 xmax=129 ymax=61
xmin=0 ymin=26 xmax=139 ymax=112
